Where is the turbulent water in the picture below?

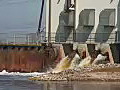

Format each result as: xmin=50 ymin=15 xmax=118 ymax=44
xmin=78 ymin=56 xmax=91 ymax=67
xmin=69 ymin=54 xmax=81 ymax=69
xmin=52 ymin=56 xmax=71 ymax=73
xmin=52 ymin=53 xmax=107 ymax=73
xmin=52 ymin=54 xmax=82 ymax=73
xmin=0 ymin=70 xmax=45 ymax=76
xmin=0 ymin=70 xmax=46 ymax=89
xmin=0 ymin=54 xmax=118 ymax=90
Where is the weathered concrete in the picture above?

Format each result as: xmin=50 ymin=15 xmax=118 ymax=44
xmin=62 ymin=44 xmax=73 ymax=56
xmin=87 ymin=44 xmax=95 ymax=58
xmin=110 ymin=44 xmax=120 ymax=63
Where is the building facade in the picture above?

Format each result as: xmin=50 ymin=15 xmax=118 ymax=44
xmin=46 ymin=0 xmax=120 ymax=43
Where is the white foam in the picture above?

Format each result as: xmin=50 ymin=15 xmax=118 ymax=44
xmin=69 ymin=54 xmax=81 ymax=69
xmin=78 ymin=56 xmax=91 ymax=67
xmin=96 ymin=54 xmax=106 ymax=61
xmin=92 ymin=54 xmax=107 ymax=65
xmin=52 ymin=56 xmax=70 ymax=73
xmin=0 ymin=70 xmax=46 ymax=76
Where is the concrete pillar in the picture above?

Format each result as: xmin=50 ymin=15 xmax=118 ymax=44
xmin=110 ymin=44 xmax=120 ymax=63
xmin=62 ymin=44 xmax=73 ymax=56
xmin=87 ymin=44 xmax=95 ymax=57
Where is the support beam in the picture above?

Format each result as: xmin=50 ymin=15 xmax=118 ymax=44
xmin=73 ymin=0 xmax=76 ymax=42
xmin=48 ymin=0 xmax=51 ymax=43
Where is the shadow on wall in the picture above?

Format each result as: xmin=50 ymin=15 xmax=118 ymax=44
xmin=76 ymin=9 xmax=94 ymax=42
xmin=116 ymin=0 xmax=120 ymax=62
xmin=95 ymin=9 xmax=115 ymax=43
xmin=55 ymin=11 xmax=73 ymax=42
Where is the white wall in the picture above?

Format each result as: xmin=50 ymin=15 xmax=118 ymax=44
xmin=75 ymin=0 xmax=119 ymax=43
xmin=46 ymin=0 xmax=119 ymax=43
xmin=76 ymin=0 xmax=118 ymax=29
xmin=46 ymin=0 xmax=65 ymax=40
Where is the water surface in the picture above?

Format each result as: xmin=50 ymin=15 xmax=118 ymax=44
xmin=0 ymin=75 xmax=120 ymax=90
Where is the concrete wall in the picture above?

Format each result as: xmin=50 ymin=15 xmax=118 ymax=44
xmin=46 ymin=0 xmax=65 ymax=42
xmin=46 ymin=0 xmax=120 ymax=43
xmin=75 ymin=0 xmax=118 ymax=43
xmin=46 ymin=0 xmax=74 ymax=42
xmin=110 ymin=44 xmax=120 ymax=63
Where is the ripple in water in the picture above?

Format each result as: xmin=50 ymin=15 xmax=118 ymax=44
xmin=0 ymin=75 xmax=120 ymax=90
xmin=0 ymin=75 xmax=43 ymax=90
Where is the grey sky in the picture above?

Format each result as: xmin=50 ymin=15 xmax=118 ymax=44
xmin=0 ymin=0 xmax=45 ymax=33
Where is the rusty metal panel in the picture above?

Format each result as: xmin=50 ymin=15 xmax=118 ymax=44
xmin=0 ymin=45 xmax=61 ymax=72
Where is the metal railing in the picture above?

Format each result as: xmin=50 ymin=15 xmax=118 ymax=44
xmin=0 ymin=32 xmax=119 ymax=45
xmin=0 ymin=33 xmax=39 ymax=45
xmin=45 ymin=32 xmax=118 ymax=44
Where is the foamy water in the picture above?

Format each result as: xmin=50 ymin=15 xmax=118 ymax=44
xmin=78 ymin=56 xmax=91 ymax=67
xmin=52 ymin=53 xmax=81 ymax=73
xmin=52 ymin=53 xmax=107 ymax=73
xmin=0 ymin=70 xmax=45 ymax=76
xmin=52 ymin=56 xmax=71 ymax=73
xmin=69 ymin=54 xmax=81 ymax=69
xmin=92 ymin=54 xmax=107 ymax=65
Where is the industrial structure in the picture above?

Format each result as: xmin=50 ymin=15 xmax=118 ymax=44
xmin=45 ymin=0 xmax=119 ymax=43
xmin=0 ymin=0 xmax=120 ymax=72
xmin=45 ymin=0 xmax=120 ymax=62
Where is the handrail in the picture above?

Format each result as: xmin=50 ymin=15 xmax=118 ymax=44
xmin=0 ymin=32 xmax=119 ymax=45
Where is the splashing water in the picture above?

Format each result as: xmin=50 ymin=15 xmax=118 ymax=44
xmin=78 ymin=54 xmax=107 ymax=67
xmin=92 ymin=54 xmax=107 ymax=65
xmin=78 ymin=56 xmax=92 ymax=68
xmin=52 ymin=53 xmax=107 ymax=73
xmin=52 ymin=56 xmax=72 ymax=73
xmin=69 ymin=54 xmax=81 ymax=69
xmin=52 ymin=53 xmax=81 ymax=73
xmin=0 ymin=70 xmax=45 ymax=76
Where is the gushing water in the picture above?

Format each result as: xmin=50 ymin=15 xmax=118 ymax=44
xmin=92 ymin=54 xmax=107 ymax=65
xmin=69 ymin=54 xmax=81 ymax=69
xmin=52 ymin=53 xmax=81 ymax=73
xmin=52 ymin=56 xmax=71 ymax=73
xmin=52 ymin=53 xmax=107 ymax=73
xmin=78 ymin=56 xmax=91 ymax=67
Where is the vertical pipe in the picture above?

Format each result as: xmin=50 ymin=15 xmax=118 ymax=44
xmin=13 ymin=34 xmax=16 ymax=45
xmin=6 ymin=40 xmax=9 ymax=45
xmin=73 ymin=0 xmax=76 ymax=42
xmin=117 ymin=31 xmax=119 ymax=43
xmin=48 ymin=0 xmax=51 ymax=43
xmin=38 ymin=0 xmax=45 ymax=33
xmin=28 ymin=35 xmax=30 ymax=45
